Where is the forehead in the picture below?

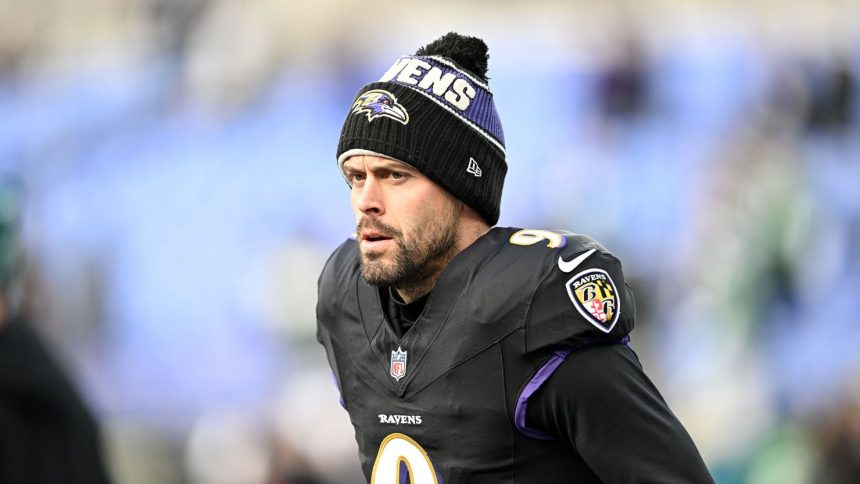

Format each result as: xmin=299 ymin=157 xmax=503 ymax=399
xmin=342 ymin=155 xmax=416 ymax=172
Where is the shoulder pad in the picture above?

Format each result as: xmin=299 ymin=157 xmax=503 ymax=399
xmin=504 ymin=229 xmax=635 ymax=353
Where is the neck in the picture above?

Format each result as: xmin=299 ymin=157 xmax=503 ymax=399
xmin=396 ymin=278 xmax=440 ymax=305
xmin=394 ymin=250 xmax=457 ymax=304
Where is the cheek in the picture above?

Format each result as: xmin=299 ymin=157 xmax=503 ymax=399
xmin=397 ymin=201 xmax=442 ymax=242
xmin=349 ymin=193 xmax=363 ymax=221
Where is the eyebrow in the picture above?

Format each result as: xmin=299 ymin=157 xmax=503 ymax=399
xmin=344 ymin=159 xmax=416 ymax=173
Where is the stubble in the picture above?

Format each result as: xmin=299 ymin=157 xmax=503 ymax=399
xmin=357 ymin=205 xmax=459 ymax=294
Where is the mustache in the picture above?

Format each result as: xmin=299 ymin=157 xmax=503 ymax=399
xmin=357 ymin=217 xmax=402 ymax=239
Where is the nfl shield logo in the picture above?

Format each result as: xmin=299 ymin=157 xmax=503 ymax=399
xmin=390 ymin=347 xmax=407 ymax=381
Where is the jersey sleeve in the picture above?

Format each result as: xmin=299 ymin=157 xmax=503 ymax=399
xmin=524 ymin=241 xmax=636 ymax=353
xmin=524 ymin=344 xmax=714 ymax=482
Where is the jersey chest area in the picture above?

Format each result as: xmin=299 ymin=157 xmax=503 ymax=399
xmin=342 ymin=339 xmax=513 ymax=481
xmin=336 ymin=332 xmax=575 ymax=483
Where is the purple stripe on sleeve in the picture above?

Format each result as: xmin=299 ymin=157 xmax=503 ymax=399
xmin=331 ymin=370 xmax=346 ymax=409
xmin=514 ymin=336 xmax=632 ymax=440
xmin=514 ymin=350 xmax=571 ymax=440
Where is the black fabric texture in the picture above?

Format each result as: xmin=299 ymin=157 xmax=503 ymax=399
xmin=0 ymin=318 xmax=112 ymax=484
xmin=525 ymin=343 xmax=714 ymax=482
xmin=381 ymin=287 xmax=428 ymax=338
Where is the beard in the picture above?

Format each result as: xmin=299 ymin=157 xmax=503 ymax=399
xmin=356 ymin=205 xmax=459 ymax=289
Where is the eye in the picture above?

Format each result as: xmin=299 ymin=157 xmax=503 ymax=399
xmin=348 ymin=172 xmax=366 ymax=184
xmin=389 ymin=171 xmax=404 ymax=180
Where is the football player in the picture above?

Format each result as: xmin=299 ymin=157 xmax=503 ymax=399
xmin=317 ymin=32 xmax=714 ymax=483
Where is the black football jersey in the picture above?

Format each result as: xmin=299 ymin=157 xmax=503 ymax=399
xmin=316 ymin=227 xmax=642 ymax=483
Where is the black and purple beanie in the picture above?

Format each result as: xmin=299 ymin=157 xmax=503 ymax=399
xmin=337 ymin=32 xmax=507 ymax=225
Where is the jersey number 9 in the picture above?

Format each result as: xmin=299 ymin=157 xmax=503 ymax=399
xmin=509 ymin=229 xmax=567 ymax=248
xmin=371 ymin=433 xmax=439 ymax=484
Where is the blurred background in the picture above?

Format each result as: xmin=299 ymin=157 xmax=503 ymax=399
xmin=1 ymin=0 xmax=858 ymax=482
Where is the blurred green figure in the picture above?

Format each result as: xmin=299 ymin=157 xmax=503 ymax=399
xmin=0 ymin=178 xmax=111 ymax=483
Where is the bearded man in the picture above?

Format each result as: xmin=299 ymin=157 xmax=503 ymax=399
xmin=316 ymin=32 xmax=713 ymax=483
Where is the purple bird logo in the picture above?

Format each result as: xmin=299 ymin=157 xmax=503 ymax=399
xmin=351 ymin=89 xmax=409 ymax=125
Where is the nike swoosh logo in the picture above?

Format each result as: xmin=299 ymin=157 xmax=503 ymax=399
xmin=558 ymin=248 xmax=597 ymax=273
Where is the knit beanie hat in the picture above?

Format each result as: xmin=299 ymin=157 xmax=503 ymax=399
xmin=337 ymin=32 xmax=507 ymax=225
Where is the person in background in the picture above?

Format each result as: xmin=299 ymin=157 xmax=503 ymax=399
xmin=0 ymin=178 xmax=112 ymax=483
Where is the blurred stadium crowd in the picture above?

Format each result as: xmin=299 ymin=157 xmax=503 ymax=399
xmin=0 ymin=0 xmax=859 ymax=482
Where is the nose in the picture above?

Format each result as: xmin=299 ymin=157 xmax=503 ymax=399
xmin=354 ymin=176 xmax=384 ymax=216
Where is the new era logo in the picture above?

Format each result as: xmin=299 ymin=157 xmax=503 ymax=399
xmin=467 ymin=157 xmax=482 ymax=177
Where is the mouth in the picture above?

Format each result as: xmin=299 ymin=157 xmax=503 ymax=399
xmin=360 ymin=231 xmax=394 ymax=249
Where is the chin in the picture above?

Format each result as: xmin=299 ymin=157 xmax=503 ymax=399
xmin=360 ymin=267 xmax=398 ymax=287
xmin=359 ymin=254 xmax=393 ymax=280
xmin=360 ymin=248 xmax=388 ymax=263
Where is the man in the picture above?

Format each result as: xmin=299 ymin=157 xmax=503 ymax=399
xmin=0 ymin=179 xmax=112 ymax=483
xmin=317 ymin=33 xmax=713 ymax=483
